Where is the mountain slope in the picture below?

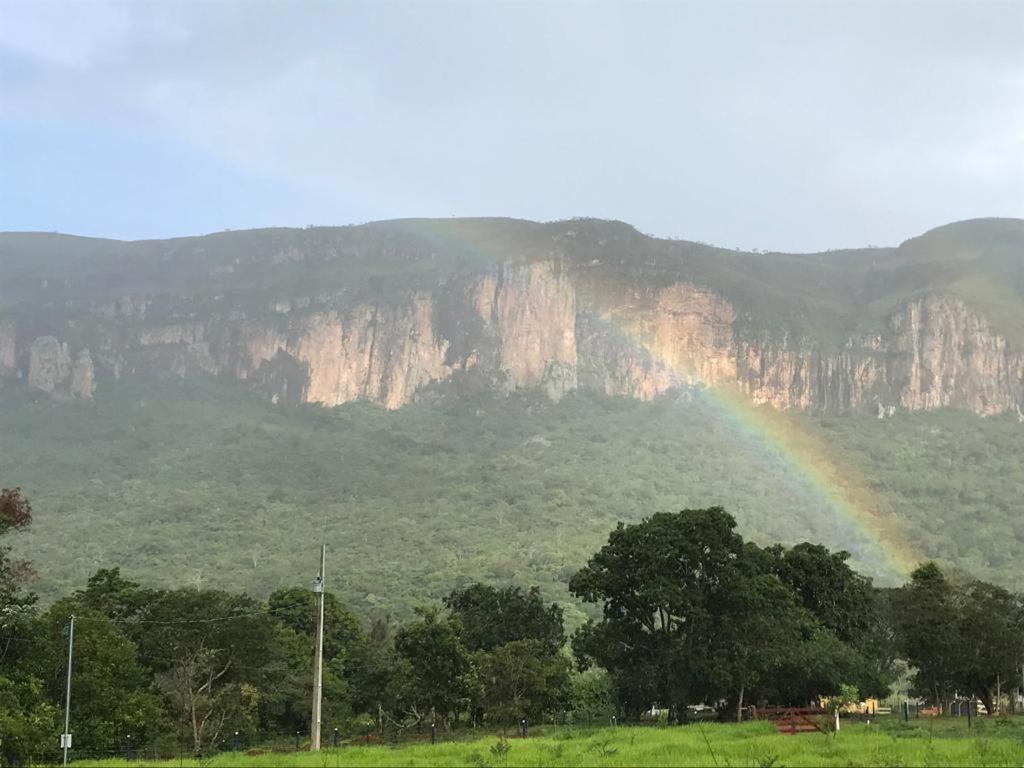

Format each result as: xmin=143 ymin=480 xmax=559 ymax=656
xmin=2 ymin=217 xmax=1024 ymax=611
xmin=4 ymin=376 xmax=1024 ymax=620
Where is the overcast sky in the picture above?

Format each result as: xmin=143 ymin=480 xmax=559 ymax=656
xmin=0 ymin=0 xmax=1021 ymax=251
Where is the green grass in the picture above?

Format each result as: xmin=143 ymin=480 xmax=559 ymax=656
xmin=73 ymin=720 xmax=1024 ymax=767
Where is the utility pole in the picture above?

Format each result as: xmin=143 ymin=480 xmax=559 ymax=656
xmin=310 ymin=544 xmax=326 ymax=751
xmin=62 ymin=614 xmax=75 ymax=767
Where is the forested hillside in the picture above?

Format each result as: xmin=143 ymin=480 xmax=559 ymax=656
xmin=2 ymin=216 xmax=1024 ymax=622
xmin=4 ymin=376 xmax=1023 ymax=623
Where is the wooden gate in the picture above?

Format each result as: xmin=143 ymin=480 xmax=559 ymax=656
xmin=756 ymin=707 xmax=829 ymax=735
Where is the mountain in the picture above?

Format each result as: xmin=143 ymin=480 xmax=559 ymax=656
xmin=2 ymin=217 xmax=1024 ymax=615
xmin=2 ymin=217 xmax=1023 ymax=416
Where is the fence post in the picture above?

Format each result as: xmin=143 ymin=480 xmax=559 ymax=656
xmin=431 ymin=723 xmax=437 ymax=744
xmin=333 ymin=728 xmax=339 ymax=748
xmin=125 ymin=734 xmax=133 ymax=761
xmin=295 ymin=731 xmax=300 ymax=751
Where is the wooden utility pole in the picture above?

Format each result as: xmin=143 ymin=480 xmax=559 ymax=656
xmin=311 ymin=544 xmax=326 ymax=751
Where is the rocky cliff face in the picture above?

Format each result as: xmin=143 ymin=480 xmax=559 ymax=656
xmin=25 ymin=336 xmax=96 ymax=400
xmin=1 ymin=220 xmax=1021 ymax=416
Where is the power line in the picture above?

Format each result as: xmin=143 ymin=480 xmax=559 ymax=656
xmin=69 ymin=595 xmax=314 ymax=625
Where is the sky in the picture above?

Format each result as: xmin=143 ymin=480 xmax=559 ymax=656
xmin=0 ymin=0 xmax=1021 ymax=252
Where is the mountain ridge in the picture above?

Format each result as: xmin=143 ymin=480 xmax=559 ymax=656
xmin=1 ymin=216 xmax=1022 ymax=416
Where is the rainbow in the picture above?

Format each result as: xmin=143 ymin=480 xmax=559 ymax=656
xmin=695 ymin=385 xmax=917 ymax=579
xmin=380 ymin=218 xmax=918 ymax=581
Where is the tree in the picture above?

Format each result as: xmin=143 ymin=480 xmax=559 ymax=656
xmin=890 ymin=563 xmax=962 ymax=708
xmin=568 ymin=669 xmax=617 ymax=723
xmin=0 ymin=488 xmax=32 ymax=536
xmin=1 ymin=488 xmax=35 ymax=659
xmin=474 ymin=640 xmax=570 ymax=728
xmin=708 ymin=546 xmax=807 ymax=720
xmin=262 ymin=587 xmax=366 ymax=735
xmin=570 ymin=508 xmax=765 ymax=720
xmin=740 ymin=543 xmax=892 ymax=706
xmin=444 ymin=584 xmax=565 ymax=654
xmin=951 ymin=580 xmax=1023 ymax=715
xmin=445 ymin=582 xmax=569 ymax=726
xmin=755 ymin=627 xmax=881 ymax=706
xmin=349 ymin=615 xmax=401 ymax=721
xmin=134 ymin=589 xmax=279 ymax=754
xmin=72 ymin=568 xmax=151 ymax=624
xmin=30 ymin=603 xmax=169 ymax=756
xmin=766 ymin=542 xmax=876 ymax=644
xmin=0 ymin=488 xmax=53 ymax=765
xmin=393 ymin=609 xmax=472 ymax=728
xmin=267 ymin=586 xmax=365 ymax=663
xmin=0 ymin=670 xmax=58 ymax=764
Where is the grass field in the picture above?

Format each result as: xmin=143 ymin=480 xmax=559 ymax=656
xmin=72 ymin=719 xmax=1024 ymax=767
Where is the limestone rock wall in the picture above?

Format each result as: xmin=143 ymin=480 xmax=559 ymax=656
xmin=25 ymin=336 xmax=95 ymax=400
xmin=0 ymin=321 xmax=15 ymax=373
xmin=2 ymin=261 xmax=1022 ymax=415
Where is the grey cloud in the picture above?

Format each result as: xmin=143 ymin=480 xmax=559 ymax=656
xmin=0 ymin=0 xmax=1020 ymax=250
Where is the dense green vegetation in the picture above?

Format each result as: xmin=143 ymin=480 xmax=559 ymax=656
xmin=813 ymin=409 xmax=1024 ymax=577
xmin=3 ymin=380 xmax=860 ymax=615
xmin=570 ymin=511 xmax=892 ymax=721
xmin=5 ymin=375 xmax=1024 ymax=623
xmin=6 ymin=495 xmax=1024 ymax=765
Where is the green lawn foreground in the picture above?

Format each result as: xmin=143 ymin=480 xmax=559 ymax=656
xmin=74 ymin=719 xmax=1024 ymax=767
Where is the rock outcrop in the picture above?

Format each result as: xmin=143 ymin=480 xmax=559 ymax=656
xmin=0 ymin=321 xmax=15 ymax=373
xmin=24 ymin=336 xmax=96 ymax=400
xmin=69 ymin=350 xmax=97 ymax=400
xmin=27 ymin=336 xmax=71 ymax=394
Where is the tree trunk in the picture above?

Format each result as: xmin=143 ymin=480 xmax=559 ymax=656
xmin=737 ymin=686 xmax=745 ymax=723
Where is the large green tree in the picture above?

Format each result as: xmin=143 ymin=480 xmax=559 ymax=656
xmin=570 ymin=507 xmax=799 ymax=720
xmin=707 ymin=547 xmax=807 ymax=719
xmin=892 ymin=563 xmax=1024 ymax=714
xmin=30 ymin=604 xmax=169 ymax=756
xmin=755 ymin=542 xmax=892 ymax=704
xmin=445 ymin=582 xmax=569 ymax=726
xmin=0 ymin=489 xmax=55 ymax=764
xmin=133 ymin=589 xmax=280 ymax=754
xmin=392 ymin=609 xmax=472 ymax=728
xmin=890 ymin=563 xmax=963 ymax=708
xmin=262 ymin=587 xmax=366 ymax=735
xmin=955 ymin=580 xmax=1024 ymax=715
xmin=473 ymin=639 xmax=570 ymax=727
xmin=444 ymin=584 xmax=565 ymax=654
xmin=0 ymin=488 xmax=35 ymax=647
xmin=766 ymin=542 xmax=876 ymax=644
